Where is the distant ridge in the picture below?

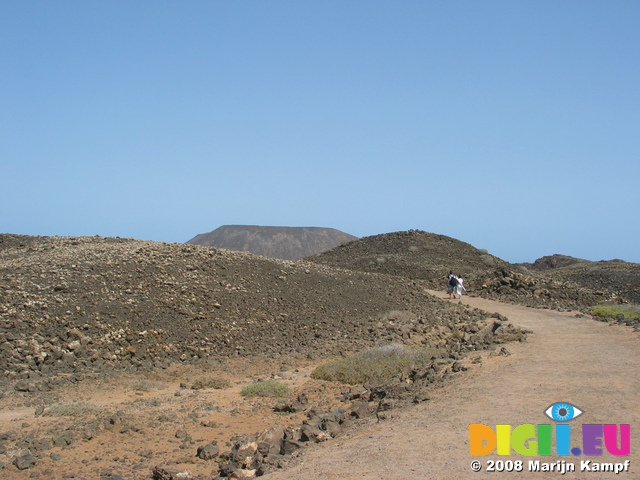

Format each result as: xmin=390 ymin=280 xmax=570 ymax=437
xmin=185 ymin=225 xmax=358 ymax=261
xmin=517 ymin=254 xmax=590 ymax=271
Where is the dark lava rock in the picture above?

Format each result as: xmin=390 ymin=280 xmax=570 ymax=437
xmin=13 ymin=453 xmax=37 ymax=470
xmin=196 ymin=441 xmax=219 ymax=460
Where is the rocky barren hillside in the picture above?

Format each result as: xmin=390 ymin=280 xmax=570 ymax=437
xmin=0 ymin=233 xmax=524 ymax=479
xmin=0 ymin=233 xmax=520 ymax=393
xmin=520 ymin=255 xmax=640 ymax=305
xmin=307 ymin=230 xmax=639 ymax=310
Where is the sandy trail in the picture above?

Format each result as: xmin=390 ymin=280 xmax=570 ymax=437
xmin=264 ymin=292 xmax=640 ymax=479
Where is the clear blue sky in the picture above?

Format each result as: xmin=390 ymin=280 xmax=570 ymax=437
xmin=2 ymin=1 xmax=639 ymax=263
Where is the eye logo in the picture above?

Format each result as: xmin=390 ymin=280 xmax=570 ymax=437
xmin=544 ymin=402 xmax=583 ymax=422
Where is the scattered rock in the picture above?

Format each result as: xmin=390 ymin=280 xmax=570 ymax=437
xmin=13 ymin=454 xmax=37 ymax=470
xmin=272 ymin=400 xmax=304 ymax=413
xmin=152 ymin=466 xmax=193 ymax=480
xmin=196 ymin=441 xmax=219 ymax=460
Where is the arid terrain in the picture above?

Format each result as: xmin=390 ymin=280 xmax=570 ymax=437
xmin=1 ymin=231 xmax=638 ymax=479
xmin=263 ymin=292 xmax=640 ymax=479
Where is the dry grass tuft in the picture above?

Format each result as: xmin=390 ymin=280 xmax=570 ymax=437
xmin=311 ymin=343 xmax=445 ymax=385
xmin=191 ymin=376 xmax=233 ymax=390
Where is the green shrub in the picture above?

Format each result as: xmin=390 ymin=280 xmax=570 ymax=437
xmin=240 ymin=380 xmax=289 ymax=398
xmin=191 ymin=376 xmax=233 ymax=390
xmin=591 ymin=304 xmax=640 ymax=319
xmin=311 ymin=344 xmax=444 ymax=385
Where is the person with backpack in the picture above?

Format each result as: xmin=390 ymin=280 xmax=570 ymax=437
xmin=447 ymin=271 xmax=458 ymax=299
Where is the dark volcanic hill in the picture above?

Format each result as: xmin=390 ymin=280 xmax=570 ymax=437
xmin=306 ymin=230 xmax=509 ymax=289
xmin=186 ymin=225 xmax=358 ymax=261
xmin=306 ymin=230 xmax=639 ymax=310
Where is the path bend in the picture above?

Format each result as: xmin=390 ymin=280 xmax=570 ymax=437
xmin=264 ymin=292 xmax=640 ymax=479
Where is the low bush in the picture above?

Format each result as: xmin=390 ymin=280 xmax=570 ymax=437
xmin=311 ymin=343 xmax=445 ymax=385
xmin=191 ymin=376 xmax=233 ymax=390
xmin=240 ymin=380 xmax=289 ymax=398
xmin=591 ymin=304 xmax=640 ymax=319
xmin=130 ymin=379 xmax=158 ymax=391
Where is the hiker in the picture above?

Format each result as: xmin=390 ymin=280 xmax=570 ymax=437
xmin=447 ymin=272 xmax=458 ymax=299
xmin=456 ymin=275 xmax=467 ymax=299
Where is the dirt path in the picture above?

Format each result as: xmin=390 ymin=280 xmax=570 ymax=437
xmin=264 ymin=293 xmax=640 ymax=479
